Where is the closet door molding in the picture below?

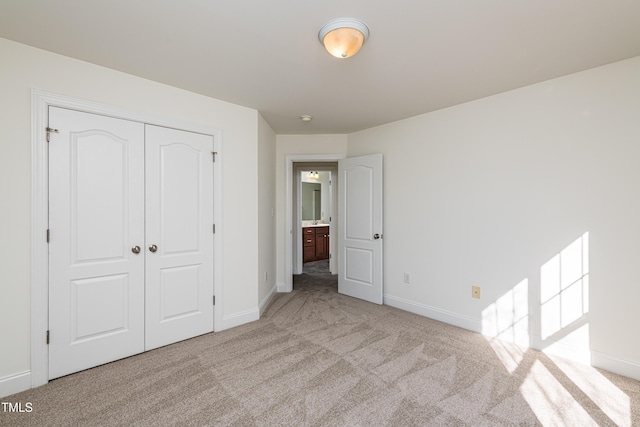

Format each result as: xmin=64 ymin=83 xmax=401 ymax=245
xmin=31 ymin=89 xmax=222 ymax=388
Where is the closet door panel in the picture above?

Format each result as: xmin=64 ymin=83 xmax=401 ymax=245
xmin=145 ymin=125 xmax=214 ymax=350
xmin=48 ymin=107 xmax=145 ymax=379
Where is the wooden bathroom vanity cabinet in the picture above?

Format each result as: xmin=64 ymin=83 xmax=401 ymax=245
xmin=303 ymin=226 xmax=329 ymax=262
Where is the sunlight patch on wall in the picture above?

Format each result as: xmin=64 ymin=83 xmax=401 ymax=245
xmin=482 ymin=279 xmax=529 ymax=373
xmin=540 ymin=232 xmax=589 ymax=340
xmin=482 ymin=279 xmax=529 ymax=346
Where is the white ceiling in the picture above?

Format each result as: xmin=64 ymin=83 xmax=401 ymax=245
xmin=2 ymin=1 xmax=640 ymax=134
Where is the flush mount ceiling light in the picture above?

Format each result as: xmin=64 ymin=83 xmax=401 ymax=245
xmin=300 ymin=114 xmax=313 ymax=123
xmin=318 ymin=18 xmax=369 ymax=59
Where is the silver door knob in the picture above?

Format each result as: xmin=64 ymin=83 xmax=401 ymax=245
xmin=373 ymin=234 xmax=381 ymax=240
xmin=131 ymin=246 xmax=141 ymax=254
xmin=149 ymin=244 xmax=158 ymax=253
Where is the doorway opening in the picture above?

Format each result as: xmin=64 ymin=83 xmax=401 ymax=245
xmin=284 ymin=153 xmax=383 ymax=304
xmin=293 ymin=163 xmax=338 ymax=274
xmin=295 ymin=166 xmax=337 ymax=292
xmin=283 ymin=155 xmax=344 ymax=293
xmin=299 ymin=169 xmax=332 ymax=273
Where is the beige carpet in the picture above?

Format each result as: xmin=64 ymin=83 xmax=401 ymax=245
xmin=2 ymin=278 xmax=639 ymax=426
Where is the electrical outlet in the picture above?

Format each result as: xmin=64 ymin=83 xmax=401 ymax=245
xmin=404 ymin=273 xmax=411 ymax=284
xmin=472 ymin=286 xmax=481 ymax=299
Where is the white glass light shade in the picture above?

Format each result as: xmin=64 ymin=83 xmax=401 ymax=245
xmin=319 ymin=18 xmax=369 ymax=58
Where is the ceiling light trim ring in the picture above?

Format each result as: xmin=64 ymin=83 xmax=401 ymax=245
xmin=318 ymin=18 xmax=370 ymax=44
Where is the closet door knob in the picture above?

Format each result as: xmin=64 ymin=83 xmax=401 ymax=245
xmin=149 ymin=244 xmax=158 ymax=253
xmin=131 ymin=246 xmax=141 ymax=254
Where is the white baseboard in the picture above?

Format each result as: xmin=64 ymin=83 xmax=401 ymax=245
xmin=220 ymin=307 xmax=259 ymax=331
xmin=0 ymin=371 xmax=31 ymax=399
xmin=259 ymin=284 xmax=277 ymax=316
xmin=591 ymin=350 xmax=640 ymax=381
xmin=384 ymin=294 xmax=482 ymax=333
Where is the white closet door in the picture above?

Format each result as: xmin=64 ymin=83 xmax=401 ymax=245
xmin=144 ymin=125 xmax=215 ymax=350
xmin=48 ymin=107 xmax=145 ymax=379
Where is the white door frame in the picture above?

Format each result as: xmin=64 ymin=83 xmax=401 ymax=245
xmin=284 ymin=154 xmax=345 ymax=292
xmin=30 ymin=89 xmax=223 ymax=388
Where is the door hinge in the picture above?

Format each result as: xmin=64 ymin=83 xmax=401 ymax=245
xmin=213 ymin=224 xmax=216 ymax=234
xmin=46 ymin=229 xmax=50 ymax=243
xmin=211 ymin=151 xmax=217 ymax=162
xmin=46 ymin=127 xmax=59 ymax=142
xmin=46 ymin=330 xmax=50 ymax=345
xmin=213 ymin=295 xmax=216 ymax=306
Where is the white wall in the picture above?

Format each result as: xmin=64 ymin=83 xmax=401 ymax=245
xmin=275 ymin=135 xmax=347 ymax=289
xmin=0 ymin=38 xmax=260 ymax=391
xmin=258 ymin=114 xmax=277 ymax=313
xmin=347 ymin=56 xmax=640 ymax=380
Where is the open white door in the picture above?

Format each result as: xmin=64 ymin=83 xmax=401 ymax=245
xmin=144 ymin=125 xmax=215 ymax=350
xmin=338 ymin=154 xmax=383 ymax=304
